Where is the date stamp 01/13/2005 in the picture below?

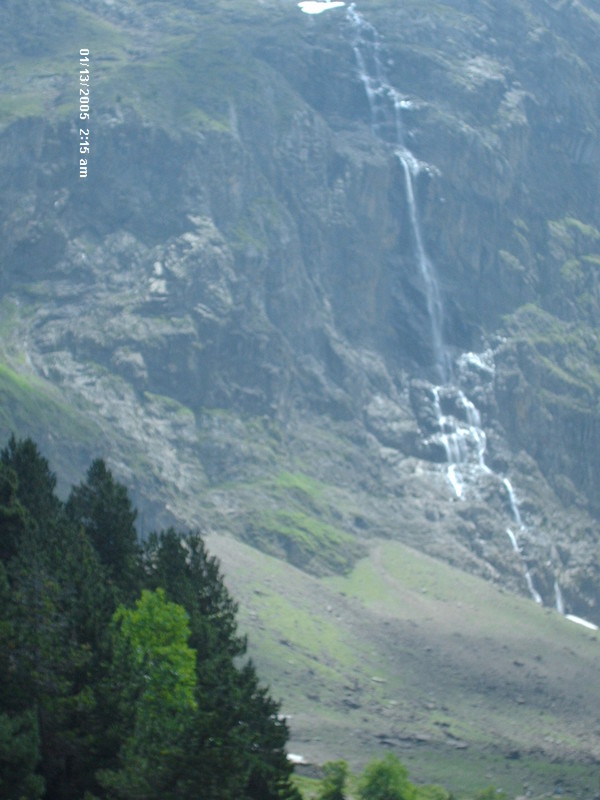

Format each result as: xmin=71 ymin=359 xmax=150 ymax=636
xmin=79 ymin=49 xmax=90 ymax=178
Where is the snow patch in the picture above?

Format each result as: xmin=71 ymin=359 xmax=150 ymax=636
xmin=565 ymin=614 xmax=599 ymax=631
xmin=287 ymin=753 xmax=310 ymax=765
xmin=298 ymin=1 xmax=345 ymax=13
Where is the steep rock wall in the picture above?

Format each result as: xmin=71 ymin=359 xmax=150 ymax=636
xmin=0 ymin=0 xmax=599 ymax=618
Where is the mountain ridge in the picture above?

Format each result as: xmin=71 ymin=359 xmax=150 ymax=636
xmin=1 ymin=1 xmax=600 ymax=792
xmin=2 ymin=0 xmax=600 ymax=608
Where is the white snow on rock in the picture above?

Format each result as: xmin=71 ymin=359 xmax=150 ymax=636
xmin=565 ymin=614 xmax=599 ymax=631
xmin=298 ymin=1 xmax=345 ymax=14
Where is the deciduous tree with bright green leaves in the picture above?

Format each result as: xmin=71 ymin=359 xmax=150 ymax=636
xmin=358 ymin=753 xmax=416 ymax=800
xmin=98 ymin=588 xmax=197 ymax=798
xmin=318 ymin=759 xmax=349 ymax=800
xmin=142 ymin=529 xmax=301 ymax=800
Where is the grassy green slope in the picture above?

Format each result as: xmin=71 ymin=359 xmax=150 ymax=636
xmin=0 ymin=0 xmax=285 ymax=133
xmin=207 ymin=533 xmax=600 ymax=800
xmin=2 ymin=2 xmax=600 ymax=797
xmin=0 ymin=357 xmax=103 ymax=490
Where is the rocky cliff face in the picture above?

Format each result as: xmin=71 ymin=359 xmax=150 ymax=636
xmin=1 ymin=0 xmax=600 ymax=621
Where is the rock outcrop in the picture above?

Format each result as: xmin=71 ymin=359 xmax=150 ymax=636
xmin=1 ymin=0 xmax=599 ymax=620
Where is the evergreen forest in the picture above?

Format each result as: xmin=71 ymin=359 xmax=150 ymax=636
xmin=0 ymin=435 xmax=300 ymax=800
xmin=0 ymin=436 xmax=582 ymax=800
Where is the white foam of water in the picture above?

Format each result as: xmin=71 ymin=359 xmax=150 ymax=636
xmin=398 ymin=153 xmax=448 ymax=382
xmin=396 ymin=146 xmax=423 ymax=177
xmin=473 ymin=428 xmax=490 ymax=472
xmin=525 ymin=571 xmax=543 ymax=604
xmin=342 ymin=4 xmax=553 ymax=615
xmin=506 ymin=527 xmax=520 ymax=553
xmin=503 ymin=478 xmax=524 ymax=529
xmin=298 ymin=1 xmax=345 ymax=13
xmin=441 ymin=430 xmax=464 ymax=463
xmin=346 ymin=3 xmax=448 ymax=380
xmin=447 ymin=465 xmax=463 ymax=498
xmin=461 ymin=394 xmax=481 ymax=427
xmin=431 ymin=387 xmax=489 ymax=475
xmin=457 ymin=350 xmax=495 ymax=375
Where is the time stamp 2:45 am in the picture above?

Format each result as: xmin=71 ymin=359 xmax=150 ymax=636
xmin=79 ymin=49 xmax=90 ymax=178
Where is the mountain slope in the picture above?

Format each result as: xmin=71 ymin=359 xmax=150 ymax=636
xmin=208 ymin=532 xmax=600 ymax=798
xmin=1 ymin=0 xmax=600 ymax=794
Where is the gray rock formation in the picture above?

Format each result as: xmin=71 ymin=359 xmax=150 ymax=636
xmin=1 ymin=0 xmax=599 ymax=622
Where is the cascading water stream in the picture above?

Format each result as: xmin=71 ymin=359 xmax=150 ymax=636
xmin=344 ymin=3 xmax=557 ymax=607
xmin=503 ymin=478 xmax=524 ymax=529
xmin=503 ymin=479 xmax=543 ymax=604
xmin=525 ymin=572 xmax=543 ymax=605
xmin=506 ymin=528 xmax=519 ymax=554
xmin=346 ymin=4 xmax=492 ymax=499
xmin=399 ymin=156 xmax=448 ymax=384
xmin=554 ymin=580 xmax=565 ymax=615
xmin=346 ymin=4 xmax=449 ymax=384
xmin=301 ymin=1 xmax=590 ymax=620
xmin=345 ymin=3 xmax=503 ymax=511
xmin=429 ymin=384 xmax=490 ymax=499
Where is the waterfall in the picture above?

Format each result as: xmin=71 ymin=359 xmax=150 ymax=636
xmin=554 ymin=580 xmax=565 ymax=615
xmin=447 ymin=465 xmax=463 ymax=499
xmin=347 ymin=3 xmax=449 ymax=383
xmin=504 ymin=479 xmax=544 ymax=604
xmin=525 ymin=571 xmax=543 ymax=605
xmin=304 ymin=2 xmax=562 ymax=614
xmin=344 ymin=5 xmax=511 ymax=511
xmin=554 ymin=580 xmax=600 ymax=630
xmin=398 ymin=155 xmax=448 ymax=382
xmin=428 ymin=385 xmax=491 ymax=498
xmin=503 ymin=478 xmax=524 ymax=529
xmin=345 ymin=3 xmax=497 ymax=502
xmin=346 ymin=4 xmax=494 ymax=502
xmin=346 ymin=4 xmax=399 ymax=143
xmin=506 ymin=527 xmax=520 ymax=553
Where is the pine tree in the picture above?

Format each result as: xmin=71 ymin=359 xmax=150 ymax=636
xmin=143 ymin=528 xmax=245 ymax=660
xmin=236 ymin=660 xmax=300 ymax=800
xmin=0 ymin=461 xmax=28 ymax=567
xmin=0 ymin=447 xmax=72 ymax=797
xmin=142 ymin=529 xmax=301 ymax=800
xmin=1 ymin=436 xmax=61 ymax=538
xmin=66 ymin=460 xmax=140 ymax=600
xmin=0 ymin=438 xmax=301 ymax=800
xmin=0 ymin=708 xmax=45 ymax=800
xmin=0 ymin=439 xmax=114 ymax=800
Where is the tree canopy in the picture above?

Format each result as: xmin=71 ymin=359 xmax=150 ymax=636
xmin=317 ymin=760 xmax=349 ymax=800
xmin=358 ymin=753 xmax=416 ymax=800
xmin=0 ymin=436 xmax=299 ymax=800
